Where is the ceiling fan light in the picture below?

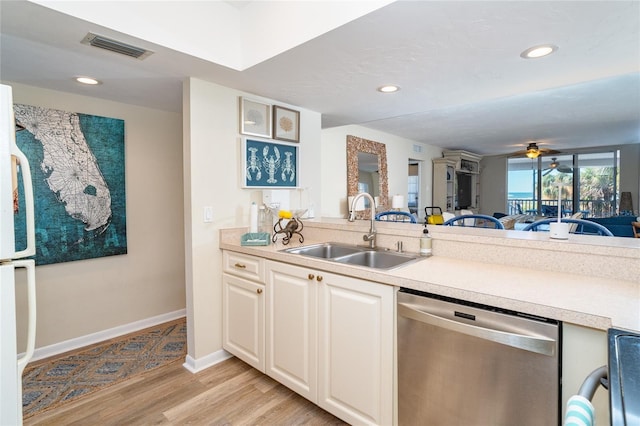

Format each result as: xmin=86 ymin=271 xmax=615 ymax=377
xmin=525 ymin=143 xmax=540 ymax=159
xmin=525 ymin=151 xmax=539 ymax=159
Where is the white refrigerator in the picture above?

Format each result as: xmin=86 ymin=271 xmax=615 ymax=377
xmin=0 ymin=83 xmax=37 ymax=425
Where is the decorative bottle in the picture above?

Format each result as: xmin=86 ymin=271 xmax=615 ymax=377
xmin=258 ymin=205 xmax=270 ymax=236
xmin=420 ymin=226 xmax=432 ymax=257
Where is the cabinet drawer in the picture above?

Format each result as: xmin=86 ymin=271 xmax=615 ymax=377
xmin=223 ymin=251 xmax=265 ymax=282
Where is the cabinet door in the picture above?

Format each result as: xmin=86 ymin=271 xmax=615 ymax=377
xmin=265 ymin=261 xmax=318 ymax=402
xmin=222 ymin=273 xmax=265 ymax=372
xmin=318 ymin=273 xmax=394 ymax=426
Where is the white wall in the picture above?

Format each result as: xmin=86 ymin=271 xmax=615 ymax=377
xmin=321 ymin=125 xmax=442 ymax=220
xmin=479 ymin=155 xmax=508 ymax=215
xmin=183 ymin=78 xmax=322 ymax=362
xmin=619 ymin=143 xmax=640 ymax=213
xmin=9 ymin=82 xmax=185 ymax=349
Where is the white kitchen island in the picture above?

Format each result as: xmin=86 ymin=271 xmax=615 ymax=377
xmin=219 ymin=219 xmax=639 ymax=425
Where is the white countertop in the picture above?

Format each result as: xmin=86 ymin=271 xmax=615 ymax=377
xmin=220 ymin=221 xmax=640 ymax=332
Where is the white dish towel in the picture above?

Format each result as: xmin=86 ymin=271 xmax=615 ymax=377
xmin=563 ymin=395 xmax=595 ymax=426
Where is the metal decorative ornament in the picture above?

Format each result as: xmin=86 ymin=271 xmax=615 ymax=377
xmin=272 ymin=217 xmax=304 ymax=245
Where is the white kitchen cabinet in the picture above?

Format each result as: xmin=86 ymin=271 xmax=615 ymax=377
xmin=265 ymin=260 xmax=393 ymax=426
xmin=318 ymin=272 xmax=394 ymax=426
xmin=223 ymin=250 xmax=264 ymax=282
xmin=222 ymin=251 xmax=265 ymax=372
xmin=265 ymin=260 xmax=318 ymax=401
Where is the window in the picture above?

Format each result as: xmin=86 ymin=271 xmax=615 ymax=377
xmin=575 ymin=152 xmax=618 ymax=217
xmin=507 ymin=160 xmax=537 ymax=215
xmin=357 ymin=182 xmax=371 ymax=208
xmin=507 ymin=150 xmax=619 ymax=218
xmin=357 ymin=182 xmax=369 ymax=194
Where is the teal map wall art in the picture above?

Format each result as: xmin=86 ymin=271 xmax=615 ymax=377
xmin=13 ymin=104 xmax=127 ymax=265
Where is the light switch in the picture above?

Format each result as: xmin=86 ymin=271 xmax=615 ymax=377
xmin=204 ymin=206 xmax=213 ymax=223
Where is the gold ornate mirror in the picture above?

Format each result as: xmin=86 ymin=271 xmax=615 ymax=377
xmin=346 ymin=135 xmax=389 ymax=219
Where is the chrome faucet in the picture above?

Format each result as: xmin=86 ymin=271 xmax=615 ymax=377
xmin=348 ymin=192 xmax=377 ymax=249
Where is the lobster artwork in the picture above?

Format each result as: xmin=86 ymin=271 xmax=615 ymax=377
xmin=245 ymin=141 xmax=296 ymax=186
xmin=245 ymin=147 xmax=262 ymax=181
xmin=281 ymin=151 xmax=295 ymax=182
xmin=263 ymin=146 xmax=281 ymax=184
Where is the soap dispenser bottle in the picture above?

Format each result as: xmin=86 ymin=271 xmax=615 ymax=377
xmin=420 ymin=225 xmax=432 ymax=257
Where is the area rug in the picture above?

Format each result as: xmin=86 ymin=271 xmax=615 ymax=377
xmin=22 ymin=317 xmax=187 ymax=419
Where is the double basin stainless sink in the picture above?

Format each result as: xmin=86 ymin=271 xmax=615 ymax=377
xmin=282 ymin=242 xmax=421 ymax=270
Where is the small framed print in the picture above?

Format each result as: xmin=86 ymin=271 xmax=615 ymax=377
xmin=242 ymin=137 xmax=298 ymax=188
xmin=273 ymin=105 xmax=300 ymax=142
xmin=240 ymin=97 xmax=272 ymax=138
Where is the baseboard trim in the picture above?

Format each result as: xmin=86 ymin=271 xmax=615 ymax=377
xmin=183 ymin=350 xmax=233 ymax=373
xmin=28 ymin=309 xmax=187 ymax=362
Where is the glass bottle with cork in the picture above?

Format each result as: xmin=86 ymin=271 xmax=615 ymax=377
xmin=420 ymin=224 xmax=432 ymax=256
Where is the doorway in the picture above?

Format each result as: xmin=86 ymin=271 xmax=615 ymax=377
xmin=408 ymin=160 xmax=421 ymax=218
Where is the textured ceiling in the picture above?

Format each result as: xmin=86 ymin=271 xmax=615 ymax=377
xmin=1 ymin=1 xmax=638 ymax=156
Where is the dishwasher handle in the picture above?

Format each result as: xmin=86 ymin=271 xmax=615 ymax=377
xmin=398 ymin=302 xmax=556 ymax=356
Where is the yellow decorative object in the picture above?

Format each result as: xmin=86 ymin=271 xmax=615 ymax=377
xmin=279 ymin=210 xmax=292 ymax=219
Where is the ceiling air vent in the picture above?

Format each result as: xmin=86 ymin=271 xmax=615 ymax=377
xmin=81 ymin=33 xmax=153 ymax=60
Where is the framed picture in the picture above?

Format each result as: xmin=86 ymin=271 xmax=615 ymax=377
xmin=240 ymin=97 xmax=272 ymax=138
xmin=242 ymin=137 xmax=298 ymax=188
xmin=273 ymin=105 xmax=300 ymax=142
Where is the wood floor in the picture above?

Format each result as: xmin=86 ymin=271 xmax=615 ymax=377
xmin=24 ymin=356 xmax=347 ymax=425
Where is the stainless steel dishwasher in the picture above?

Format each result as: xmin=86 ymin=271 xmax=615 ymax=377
xmin=397 ymin=288 xmax=561 ymax=425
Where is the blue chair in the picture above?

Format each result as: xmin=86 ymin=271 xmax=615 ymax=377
xmin=515 ymin=203 xmax=523 ymax=215
xmin=375 ymin=211 xmax=417 ymax=223
xmin=521 ymin=218 xmax=614 ymax=236
xmin=541 ymin=205 xmax=558 ymax=217
xmin=442 ymin=214 xmax=505 ymax=229
xmin=510 ymin=203 xmax=523 ymax=215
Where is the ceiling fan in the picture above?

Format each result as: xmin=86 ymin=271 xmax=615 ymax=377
xmin=543 ymin=157 xmax=573 ymax=175
xmin=509 ymin=142 xmax=559 ymax=158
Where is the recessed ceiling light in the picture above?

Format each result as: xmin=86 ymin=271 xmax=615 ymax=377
xmin=378 ymin=85 xmax=400 ymax=93
xmin=75 ymin=76 xmax=101 ymax=85
xmin=520 ymin=44 xmax=558 ymax=59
